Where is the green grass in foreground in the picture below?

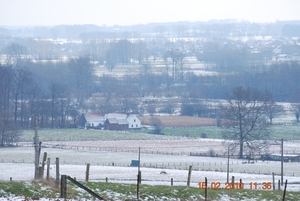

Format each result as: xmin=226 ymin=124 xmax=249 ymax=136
xmin=0 ymin=180 xmax=299 ymax=200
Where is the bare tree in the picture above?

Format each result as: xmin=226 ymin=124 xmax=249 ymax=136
xmin=163 ymin=52 xmax=171 ymax=75
xmin=56 ymin=85 xmax=70 ymax=128
xmin=292 ymin=103 xmax=300 ymax=123
xmin=0 ymin=111 xmax=21 ymax=146
xmin=105 ymin=48 xmax=117 ymax=71
xmin=133 ymin=40 xmax=148 ymax=65
xmin=98 ymin=75 xmax=120 ymax=112
xmin=150 ymin=117 xmax=162 ymax=134
xmin=118 ymin=76 xmax=139 ymax=113
xmin=1 ymin=42 xmax=28 ymax=64
xmin=26 ymin=83 xmax=41 ymax=115
xmin=66 ymin=104 xmax=80 ymax=126
xmin=49 ymin=82 xmax=60 ymax=128
xmin=166 ymin=48 xmax=185 ymax=83
xmin=68 ymin=57 xmax=94 ymax=106
xmin=175 ymin=51 xmax=185 ymax=83
xmin=222 ymin=86 xmax=272 ymax=159
xmin=11 ymin=65 xmax=33 ymax=124
xmin=33 ymin=100 xmax=52 ymax=128
xmin=105 ymin=39 xmax=133 ymax=66
xmin=141 ymin=60 xmax=151 ymax=76
xmin=265 ymin=101 xmax=284 ymax=125
xmin=0 ymin=65 xmax=13 ymax=114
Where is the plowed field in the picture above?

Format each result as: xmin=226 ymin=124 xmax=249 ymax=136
xmin=138 ymin=116 xmax=215 ymax=127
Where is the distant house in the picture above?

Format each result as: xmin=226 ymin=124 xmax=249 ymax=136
xmin=78 ymin=113 xmax=104 ymax=129
xmin=127 ymin=114 xmax=141 ymax=129
xmin=104 ymin=114 xmax=141 ymax=130
xmin=78 ymin=112 xmax=141 ymax=130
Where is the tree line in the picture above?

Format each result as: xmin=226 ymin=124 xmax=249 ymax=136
xmin=1 ymin=59 xmax=299 ymax=123
xmin=1 ymin=36 xmax=300 ymax=151
xmin=1 ymin=59 xmax=300 ymax=160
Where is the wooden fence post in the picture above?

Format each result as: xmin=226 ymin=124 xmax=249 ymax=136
xmin=136 ymin=172 xmax=140 ymax=200
xmin=171 ymin=178 xmax=173 ymax=186
xmin=46 ymin=158 xmax=50 ymax=180
xmin=139 ymin=170 xmax=142 ymax=184
xmin=239 ymin=178 xmax=242 ymax=189
xmin=204 ymin=177 xmax=207 ymax=201
xmin=272 ymin=172 xmax=275 ymax=191
xmin=55 ymin=157 xmax=59 ymax=188
xmin=41 ymin=152 xmax=47 ymax=178
xmin=85 ymin=163 xmax=90 ymax=182
xmin=187 ymin=165 xmax=192 ymax=187
xmin=38 ymin=167 xmax=43 ymax=178
xmin=60 ymin=175 xmax=67 ymax=199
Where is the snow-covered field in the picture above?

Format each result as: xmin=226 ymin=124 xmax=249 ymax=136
xmin=1 ymin=138 xmax=300 ymax=192
xmin=1 ymin=163 xmax=299 ymax=191
xmin=1 ymin=138 xmax=300 ymax=201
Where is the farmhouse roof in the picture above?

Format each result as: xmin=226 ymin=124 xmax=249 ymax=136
xmin=105 ymin=113 xmax=127 ymax=120
xmin=107 ymin=118 xmax=119 ymax=124
xmin=84 ymin=113 xmax=104 ymax=122
xmin=117 ymin=119 xmax=129 ymax=125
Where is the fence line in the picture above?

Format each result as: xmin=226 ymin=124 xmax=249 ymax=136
xmin=15 ymin=142 xmax=300 ymax=159
xmin=1 ymin=158 xmax=299 ymax=177
xmin=6 ymin=143 xmax=300 ymax=177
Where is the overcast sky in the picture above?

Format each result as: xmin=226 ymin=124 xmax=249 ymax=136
xmin=1 ymin=0 xmax=300 ymax=27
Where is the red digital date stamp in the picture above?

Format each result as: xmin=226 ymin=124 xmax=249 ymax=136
xmin=198 ymin=182 xmax=272 ymax=190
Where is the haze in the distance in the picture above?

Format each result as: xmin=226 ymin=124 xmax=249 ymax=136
xmin=1 ymin=0 xmax=300 ymax=27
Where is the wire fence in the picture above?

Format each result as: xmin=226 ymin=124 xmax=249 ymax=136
xmin=3 ymin=143 xmax=300 ymax=177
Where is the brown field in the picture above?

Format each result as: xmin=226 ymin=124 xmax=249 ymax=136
xmin=138 ymin=115 xmax=216 ymax=127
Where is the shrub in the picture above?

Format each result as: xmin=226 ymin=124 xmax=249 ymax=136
xmin=201 ymin=133 xmax=207 ymax=138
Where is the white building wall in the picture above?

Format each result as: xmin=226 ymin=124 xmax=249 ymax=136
xmin=127 ymin=114 xmax=141 ymax=129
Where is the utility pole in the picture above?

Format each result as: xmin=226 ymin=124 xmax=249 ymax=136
xmin=34 ymin=114 xmax=40 ymax=179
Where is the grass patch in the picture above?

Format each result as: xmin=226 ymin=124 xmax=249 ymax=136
xmin=0 ymin=180 xmax=299 ymax=200
xmin=19 ymin=123 xmax=300 ymax=142
xmin=162 ymin=127 xmax=222 ymax=138
xmin=162 ymin=124 xmax=300 ymax=140
xmin=270 ymin=125 xmax=300 ymax=140
xmin=0 ymin=180 xmax=60 ymax=198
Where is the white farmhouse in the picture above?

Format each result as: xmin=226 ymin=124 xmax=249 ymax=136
xmin=126 ymin=114 xmax=141 ymax=129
